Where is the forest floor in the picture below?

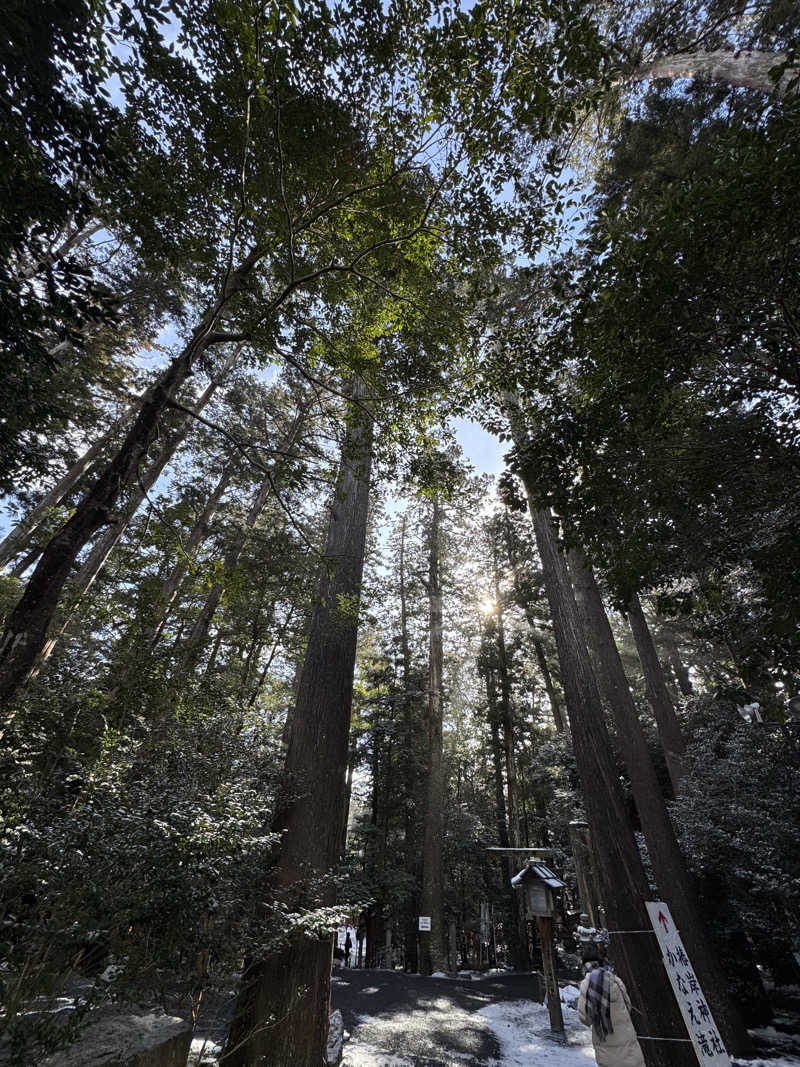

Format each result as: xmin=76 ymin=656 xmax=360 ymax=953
xmin=329 ymin=967 xmax=800 ymax=1067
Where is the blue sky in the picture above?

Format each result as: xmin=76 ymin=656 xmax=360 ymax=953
xmin=452 ymin=417 xmax=507 ymax=476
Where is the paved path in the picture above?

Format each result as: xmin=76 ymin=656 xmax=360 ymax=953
xmin=331 ymin=967 xmax=546 ymax=1066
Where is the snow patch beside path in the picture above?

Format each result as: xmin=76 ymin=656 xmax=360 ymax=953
xmin=560 ymin=984 xmax=581 ymax=1010
xmin=478 ymin=1000 xmax=595 ymax=1066
xmin=342 ymin=1043 xmax=416 ymax=1066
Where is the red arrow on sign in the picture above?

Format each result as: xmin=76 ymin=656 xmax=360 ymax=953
xmin=658 ymin=911 xmax=670 ymax=933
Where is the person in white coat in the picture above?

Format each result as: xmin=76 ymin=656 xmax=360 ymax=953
xmin=578 ymin=951 xmax=645 ymax=1067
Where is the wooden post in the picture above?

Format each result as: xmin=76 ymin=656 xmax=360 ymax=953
xmin=536 ymin=915 xmax=564 ymax=1034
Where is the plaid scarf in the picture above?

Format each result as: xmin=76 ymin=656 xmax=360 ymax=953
xmin=585 ymin=965 xmax=614 ymax=1042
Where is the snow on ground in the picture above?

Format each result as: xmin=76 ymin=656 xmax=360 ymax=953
xmin=733 ymin=1060 xmax=800 ymax=1067
xmin=341 ymin=990 xmax=595 ymax=1066
xmin=188 ymin=1036 xmax=222 ymax=1065
xmin=749 ymin=1027 xmax=800 ymax=1053
xmin=341 ymin=990 xmax=800 ymax=1067
xmin=341 ymin=1045 xmax=417 ymax=1066
xmin=478 ymin=999 xmax=595 ymax=1065
xmin=560 ymin=984 xmax=581 ymax=1010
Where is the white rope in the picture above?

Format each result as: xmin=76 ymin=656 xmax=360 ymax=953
xmin=606 ymin=929 xmax=656 ymax=934
xmin=637 ymin=1036 xmax=694 ymax=1043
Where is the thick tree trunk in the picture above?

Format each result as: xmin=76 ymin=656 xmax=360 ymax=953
xmin=399 ymin=514 xmax=420 ymax=974
xmin=0 ymin=250 xmax=260 ymax=712
xmin=491 ymin=564 xmax=532 ymax=971
xmin=419 ymin=491 xmax=447 ymax=975
xmin=568 ymin=548 xmax=751 ymax=1056
xmin=221 ymin=381 xmax=373 ymax=1067
xmin=33 ymin=345 xmax=244 ymax=672
xmin=523 ymin=500 xmax=694 ymax=1067
xmin=627 ymin=594 xmax=686 ymax=793
xmin=567 ymin=820 xmax=603 ymax=928
xmin=485 ymin=664 xmax=511 ymax=855
xmin=494 ymin=581 xmax=518 ymax=846
xmin=633 ymin=49 xmax=796 ymax=97
xmin=0 ymin=398 xmax=137 ymax=570
xmin=483 ymin=656 xmax=528 ymax=970
xmin=502 ymin=518 xmax=566 ymax=732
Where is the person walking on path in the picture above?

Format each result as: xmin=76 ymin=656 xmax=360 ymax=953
xmin=578 ymin=951 xmax=645 ymax=1067
xmin=345 ymin=932 xmax=353 ymax=967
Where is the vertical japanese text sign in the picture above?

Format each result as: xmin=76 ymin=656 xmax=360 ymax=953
xmin=645 ymin=902 xmax=730 ymax=1067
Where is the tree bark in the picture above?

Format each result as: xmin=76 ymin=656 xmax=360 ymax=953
xmin=483 ymin=653 xmax=529 ymax=971
xmin=0 ymin=398 xmax=137 ymax=570
xmin=419 ymin=489 xmax=447 ymax=975
xmin=532 ymin=636 xmax=566 ymax=731
xmin=0 ymin=249 xmax=260 ymax=712
xmin=502 ymin=515 xmax=566 ymax=732
xmin=627 ymin=593 xmax=686 ymax=793
xmin=490 ymin=555 xmax=532 ymax=971
xmin=399 ymin=513 xmax=420 ymax=974
xmin=523 ymin=500 xmax=694 ymax=1067
xmin=494 ymin=572 xmax=518 ymax=847
xmin=633 ymin=49 xmax=797 ymax=96
xmin=30 ymin=344 xmax=244 ymax=672
xmin=567 ymin=820 xmax=603 ymax=928
xmin=221 ymin=380 xmax=373 ymax=1067
xmin=484 ymin=662 xmax=511 ymax=856
xmin=568 ymin=548 xmax=751 ymax=1056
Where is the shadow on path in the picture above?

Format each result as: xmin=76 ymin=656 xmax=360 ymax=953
xmin=331 ymin=967 xmax=544 ymax=1066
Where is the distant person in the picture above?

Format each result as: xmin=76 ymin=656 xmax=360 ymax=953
xmin=345 ymin=932 xmax=353 ymax=967
xmin=578 ymin=950 xmax=645 ymax=1067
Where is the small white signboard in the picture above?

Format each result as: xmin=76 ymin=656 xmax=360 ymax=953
xmin=418 ymin=916 xmax=431 ymax=931
xmin=646 ymin=901 xmax=730 ymax=1067
xmin=337 ymin=926 xmax=347 ymax=947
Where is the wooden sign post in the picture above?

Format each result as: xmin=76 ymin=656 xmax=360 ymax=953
xmin=511 ymin=861 xmax=566 ymax=1036
xmin=645 ymin=902 xmax=730 ymax=1067
xmin=536 ymin=914 xmax=565 ymax=1034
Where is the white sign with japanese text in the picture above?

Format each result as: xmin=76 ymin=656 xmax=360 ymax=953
xmin=418 ymin=916 xmax=431 ymax=931
xmin=645 ymin=901 xmax=730 ymax=1067
xmin=337 ymin=927 xmax=347 ymax=947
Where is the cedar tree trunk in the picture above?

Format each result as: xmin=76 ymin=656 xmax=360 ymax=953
xmin=0 ymin=249 xmax=260 ymax=712
xmin=525 ymin=502 xmax=695 ymax=1067
xmin=221 ymin=381 xmax=373 ymax=1067
xmin=568 ymin=548 xmax=751 ymax=1056
xmin=627 ymin=593 xmax=686 ymax=793
xmin=419 ymin=490 xmax=447 ymax=975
